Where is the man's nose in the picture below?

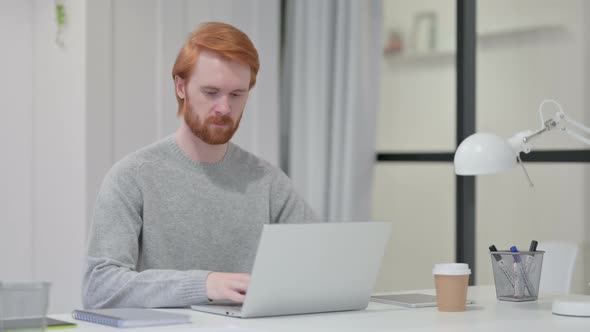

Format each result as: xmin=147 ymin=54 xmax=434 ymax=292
xmin=214 ymin=96 xmax=231 ymax=115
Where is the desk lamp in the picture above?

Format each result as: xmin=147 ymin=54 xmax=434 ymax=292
xmin=453 ymin=99 xmax=590 ymax=317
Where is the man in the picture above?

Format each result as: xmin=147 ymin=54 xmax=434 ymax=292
xmin=82 ymin=22 xmax=317 ymax=309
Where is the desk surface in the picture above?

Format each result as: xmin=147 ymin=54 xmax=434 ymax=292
xmin=52 ymin=286 xmax=589 ymax=332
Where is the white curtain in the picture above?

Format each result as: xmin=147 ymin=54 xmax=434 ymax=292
xmin=282 ymin=0 xmax=383 ymax=221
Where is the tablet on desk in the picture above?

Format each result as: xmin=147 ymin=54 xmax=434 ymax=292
xmin=371 ymin=293 xmax=474 ymax=308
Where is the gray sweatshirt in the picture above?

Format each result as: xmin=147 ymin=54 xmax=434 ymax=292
xmin=82 ymin=135 xmax=317 ymax=309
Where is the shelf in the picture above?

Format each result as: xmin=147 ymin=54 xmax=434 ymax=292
xmin=383 ymin=24 xmax=568 ymax=65
xmin=478 ymin=23 xmax=567 ymax=40
xmin=384 ymin=50 xmax=455 ymax=65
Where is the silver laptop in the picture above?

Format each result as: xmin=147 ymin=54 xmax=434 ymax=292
xmin=191 ymin=221 xmax=392 ymax=318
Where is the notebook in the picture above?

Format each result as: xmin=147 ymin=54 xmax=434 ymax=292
xmin=71 ymin=308 xmax=191 ymax=328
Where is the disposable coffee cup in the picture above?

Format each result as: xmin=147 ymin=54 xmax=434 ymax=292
xmin=433 ymin=263 xmax=471 ymax=312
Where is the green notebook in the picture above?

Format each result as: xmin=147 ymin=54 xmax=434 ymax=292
xmin=0 ymin=317 xmax=76 ymax=330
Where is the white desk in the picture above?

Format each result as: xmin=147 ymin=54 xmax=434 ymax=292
xmin=51 ymin=286 xmax=589 ymax=332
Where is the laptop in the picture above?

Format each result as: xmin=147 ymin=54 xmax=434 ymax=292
xmin=191 ymin=221 xmax=392 ymax=318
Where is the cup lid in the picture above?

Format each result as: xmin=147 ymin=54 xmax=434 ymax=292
xmin=432 ymin=263 xmax=471 ymax=275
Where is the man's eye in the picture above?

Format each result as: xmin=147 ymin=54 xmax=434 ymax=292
xmin=230 ymin=93 xmax=241 ymax=97
xmin=204 ymin=91 xmax=217 ymax=96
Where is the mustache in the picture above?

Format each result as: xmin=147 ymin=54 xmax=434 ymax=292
xmin=205 ymin=115 xmax=233 ymax=126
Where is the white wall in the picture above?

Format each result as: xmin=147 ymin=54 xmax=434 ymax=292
xmin=86 ymin=0 xmax=113 ymax=227
xmin=1 ymin=0 xmax=282 ymax=313
xmin=0 ymin=0 xmax=34 ymax=282
xmin=32 ymin=0 xmax=88 ymax=313
xmin=0 ymin=0 xmax=88 ymax=313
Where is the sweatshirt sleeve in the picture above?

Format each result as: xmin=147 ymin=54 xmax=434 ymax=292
xmin=81 ymin=156 xmax=210 ymax=309
xmin=269 ymin=169 xmax=320 ymax=224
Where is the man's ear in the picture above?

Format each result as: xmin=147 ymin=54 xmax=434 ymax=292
xmin=174 ymin=75 xmax=186 ymax=100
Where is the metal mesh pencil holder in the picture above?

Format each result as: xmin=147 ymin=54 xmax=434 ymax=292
xmin=489 ymin=251 xmax=544 ymax=302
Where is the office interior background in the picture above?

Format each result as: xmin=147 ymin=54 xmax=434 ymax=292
xmin=1 ymin=0 xmax=589 ymax=313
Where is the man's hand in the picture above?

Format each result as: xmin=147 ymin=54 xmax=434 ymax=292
xmin=206 ymin=272 xmax=251 ymax=303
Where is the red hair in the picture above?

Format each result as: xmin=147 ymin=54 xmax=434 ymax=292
xmin=172 ymin=22 xmax=260 ymax=115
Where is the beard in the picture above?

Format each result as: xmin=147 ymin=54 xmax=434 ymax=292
xmin=183 ymin=100 xmax=242 ymax=145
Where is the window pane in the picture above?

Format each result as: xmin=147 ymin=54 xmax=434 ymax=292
xmin=372 ymin=164 xmax=455 ymax=291
xmin=476 ymin=0 xmax=590 ymax=292
xmin=378 ymin=0 xmax=456 ymax=152
xmin=477 ymin=0 xmax=588 ymax=150
xmin=475 ymin=164 xmax=589 ymax=293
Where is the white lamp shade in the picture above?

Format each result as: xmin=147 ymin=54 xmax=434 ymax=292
xmin=454 ymin=133 xmax=517 ymax=175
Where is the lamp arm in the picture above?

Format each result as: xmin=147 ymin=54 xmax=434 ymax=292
xmin=538 ymin=99 xmax=590 ymax=146
xmin=557 ymin=112 xmax=590 ymax=146
xmin=508 ymin=130 xmax=536 ymax=155
xmin=509 ymin=100 xmax=590 ymax=154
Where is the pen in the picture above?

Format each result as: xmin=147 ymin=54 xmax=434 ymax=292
xmin=510 ymin=246 xmax=536 ymax=297
xmin=525 ymin=240 xmax=538 ymax=272
xmin=489 ymin=245 xmax=515 ymax=288
xmin=510 ymin=246 xmax=524 ymax=298
xmin=529 ymin=240 xmax=538 ymax=252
